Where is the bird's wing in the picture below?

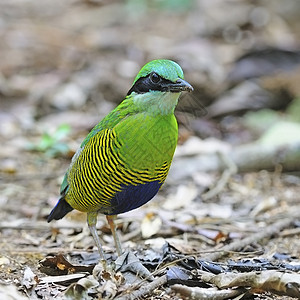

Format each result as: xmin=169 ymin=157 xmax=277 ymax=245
xmin=59 ymin=96 xmax=134 ymax=197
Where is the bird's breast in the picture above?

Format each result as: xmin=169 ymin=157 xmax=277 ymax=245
xmin=116 ymin=113 xmax=178 ymax=172
xmin=65 ymin=113 xmax=178 ymax=214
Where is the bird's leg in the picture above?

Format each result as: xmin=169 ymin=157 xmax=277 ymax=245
xmin=106 ymin=215 xmax=153 ymax=279
xmin=87 ymin=211 xmax=106 ymax=264
xmin=106 ymin=215 xmax=122 ymax=256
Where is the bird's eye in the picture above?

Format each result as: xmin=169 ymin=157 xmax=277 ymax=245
xmin=150 ymin=72 xmax=161 ymax=84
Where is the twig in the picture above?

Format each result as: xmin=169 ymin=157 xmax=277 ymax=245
xmin=202 ymin=151 xmax=237 ymax=200
xmin=121 ymin=228 xmax=141 ymax=243
xmin=115 ymin=275 xmax=167 ymax=300
xmin=115 ymin=213 xmax=297 ymax=300
xmin=202 ymin=216 xmax=296 ymax=262
xmin=199 ymin=269 xmax=300 ymax=298
xmin=170 ymin=142 xmax=300 ymax=180
xmin=171 ymin=284 xmax=246 ymax=300
xmin=280 ymin=227 xmax=300 ymax=237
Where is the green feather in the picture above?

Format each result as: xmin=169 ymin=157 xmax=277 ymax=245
xmin=56 ymin=59 xmax=192 ymax=215
xmin=132 ymin=59 xmax=184 ymax=84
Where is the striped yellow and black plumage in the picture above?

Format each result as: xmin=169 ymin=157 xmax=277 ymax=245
xmin=65 ymin=117 xmax=175 ymax=215
xmin=47 ymin=59 xmax=193 ymax=261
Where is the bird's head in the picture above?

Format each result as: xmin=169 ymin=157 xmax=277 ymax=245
xmin=126 ymin=59 xmax=193 ymax=115
xmin=127 ymin=59 xmax=193 ymax=95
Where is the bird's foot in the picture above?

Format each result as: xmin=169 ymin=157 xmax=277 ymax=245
xmin=92 ymin=260 xmax=124 ymax=298
xmin=115 ymin=250 xmax=154 ymax=281
xmin=93 ymin=259 xmax=122 ymax=282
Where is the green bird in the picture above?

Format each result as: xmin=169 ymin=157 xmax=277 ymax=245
xmin=47 ymin=59 xmax=193 ymax=262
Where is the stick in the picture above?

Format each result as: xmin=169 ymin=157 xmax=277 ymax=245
xmin=202 ymin=216 xmax=296 ymax=262
xmin=202 ymin=151 xmax=237 ymax=200
xmin=115 ymin=275 xmax=167 ymax=300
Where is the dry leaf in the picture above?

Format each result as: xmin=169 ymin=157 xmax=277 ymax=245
xmin=250 ymin=196 xmax=277 ymax=217
xmin=201 ymin=270 xmax=300 ymax=298
xmin=64 ymin=275 xmax=98 ymax=300
xmin=0 ymin=284 xmax=28 ymax=300
xmin=172 ymin=284 xmax=245 ymax=300
xmin=163 ymin=184 xmax=197 ymax=210
xmin=39 ymin=254 xmax=94 ymax=276
xmin=39 ymin=273 xmax=87 ymax=284
xmin=141 ymin=212 xmax=162 ymax=238
xmin=115 ymin=251 xmax=153 ymax=280
xmin=0 ymin=256 xmax=10 ymax=266
xmin=21 ymin=267 xmax=37 ymax=289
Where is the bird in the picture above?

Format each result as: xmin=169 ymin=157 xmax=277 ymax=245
xmin=47 ymin=59 xmax=193 ymax=265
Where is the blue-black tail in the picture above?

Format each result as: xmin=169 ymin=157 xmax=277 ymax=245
xmin=47 ymin=197 xmax=73 ymax=222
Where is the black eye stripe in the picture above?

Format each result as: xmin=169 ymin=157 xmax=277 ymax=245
xmin=127 ymin=74 xmax=173 ymax=95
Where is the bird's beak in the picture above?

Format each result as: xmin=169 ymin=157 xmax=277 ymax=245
xmin=169 ymin=78 xmax=194 ymax=93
